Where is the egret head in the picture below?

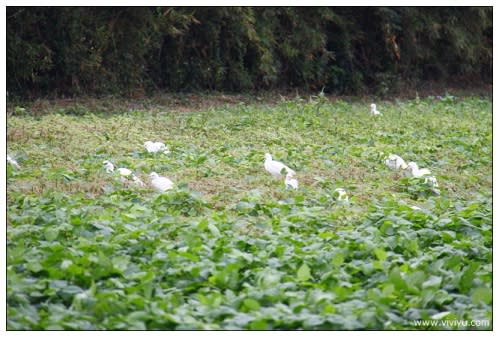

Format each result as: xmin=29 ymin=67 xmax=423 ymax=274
xmin=149 ymin=172 xmax=159 ymax=179
xmin=144 ymin=141 xmax=153 ymax=147
xmin=370 ymin=103 xmax=377 ymax=111
xmin=264 ymin=153 xmax=272 ymax=161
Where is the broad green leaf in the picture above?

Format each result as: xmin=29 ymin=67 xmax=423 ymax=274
xmin=44 ymin=227 xmax=59 ymax=241
xmin=471 ymin=287 xmax=492 ymax=305
xmin=207 ymin=223 xmax=221 ymax=237
xmin=389 ymin=268 xmax=406 ymax=290
xmin=60 ymin=260 xmax=73 ymax=270
xmin=243 ymin=298 xmax=261 ymax=311
xmin=374 ymin=248 xmax=387 ymax=261
xmin=422 ymin=276 xmax=442 ymax=289
xmin=332 ymin=252 xmax=344 ymax=267
xmin=27 ymin=261 xmax=43 ymax=273
xmin=249 ymin=319 xmax=268 ymax=330
xmin=297 ymin=263 xmax=311 ymax=282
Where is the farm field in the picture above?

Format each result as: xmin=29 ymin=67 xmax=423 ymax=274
xmin=6 ymin=95 xmax=492 ymax=330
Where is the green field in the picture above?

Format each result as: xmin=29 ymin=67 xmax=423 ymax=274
xmin=7 ymin=95 xmax=492 ymax=330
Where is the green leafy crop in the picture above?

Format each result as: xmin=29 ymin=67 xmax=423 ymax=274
xmin=7 ymin=95 xmax=492 ymax=330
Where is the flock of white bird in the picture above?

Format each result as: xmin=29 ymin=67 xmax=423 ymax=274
xmin=264 ymin=152 xmax=348 ymax=202
xmin=101 ymin=141 xmax=174 ymax=192
xmin=6 ymin=103 xmax=439 ymax=202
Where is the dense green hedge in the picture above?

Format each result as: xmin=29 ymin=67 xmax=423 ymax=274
xmin=7 ymin=7 xmax=492 ymax=97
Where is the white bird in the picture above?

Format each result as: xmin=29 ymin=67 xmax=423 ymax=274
xmin=424 ymin=176 xmax=440 ymax=195
xmin=424 ymin=176 xmax=439 ymax=188
xmin=370 ymin=103 xmax=382 ymax=115
xmin=285 ymin=173 xmax=298 ymax=190
xmin=406 ymin=162 xmax=432 ymax=178
xmin=103 ymin=160 xmax=115 ymax=173
xmin=116 ymin=167 xmax=135 ymax=185
xmin=117 ymin=167 xmax=133 ymax=176
xmin=104 ymin=160 xmax=143 ymax=186
xmin=385 ymin=154 xmax=408 ymax=170
xmin=149 ymin=172 xmax=174 ymax=192
xmin=406 ymin=162 xmax=440 ymax=195
xmin=7 ymin=154 xmax=20 ymax=168
xmin=144 ymin=141 xmax=169 ymax=154
xmin=334 ymin=188 xmax=349 ymax=203
xmin=264 ymin=153 xmax=295 ymax=178
xmin=410 ymin=205 xmax=422 ymax=211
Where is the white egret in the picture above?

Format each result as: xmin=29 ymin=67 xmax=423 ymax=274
xmin=7 ymin=154 xmax=20 ymax=168
xmin=334 ymin=188 xmax=349 ymax=203
xmin=104 ymin=160 xmax=143 ymax=186
xmin=285 ymin=173 xmax=298 ymax=190
xmin=385 ymin=154 xmax=408 ymax=170
xmin=424 ymin=176 xmax=439 ymax=188
xmin=144 ymin=141 xmax=169 ymax=154
xmin=149 ymin=172 xmax=174 ymax=192
xmin=117 ymin=167 xmax=133 ymax=176
xmin=115 ymin=167 xmax=140 ymax=185
xmin=424 ymin=176 xmax=440 ymax=195
xmin=264 ymin=153 xmax=295 ymax=178
xmin=406 ymin=162 xmax=440 ymax=195
xmin=103 ymin=160 xmax=115 ymax=173
xmin=406 ymin=162 xmax=432 ymax=178
xmin=370 ymin=103 xmax=382 ymax=115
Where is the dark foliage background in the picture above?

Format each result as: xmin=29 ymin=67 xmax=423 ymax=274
xmin=7 ymin=6 xmax=492 ymax=98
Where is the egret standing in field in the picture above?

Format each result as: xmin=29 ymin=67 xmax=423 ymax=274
xmin=285 ymin=173 xmax=298 ymax=190
xmin=334 ymin=188 xmax=349 ymax=204
xmin=103 ymin=160 xmax=144 ymax=186
xmin=149 ymin=172 xmax=174 ymax=192
xmin=264 ymin=153 xmax=295 ymax=178
xmin=424 ymin=176 xmax=440 ymax=195
xmin=115 ymin=167 xmax=144 ymax=186
xmin=7 ymin=154 xmax=20 ymax=168
xmin=103 ymin=160 xmax=115 ymax=173
xmin=116 ymin=167 xmax=133 ymax=177
xmin=406 ymin=162 xmax=432 ymax=178
xmin=385 ymin=154 xmax=408 ymax=170
xmin=406 ymin=162 xmax=440 ymax=195
xmin=370 ymin=103 xmax=382 ymax=116
xmin=103 ymin=160 xmax=131 ymax=176
xmin=144 ymin=141 xmax=170 ymax=154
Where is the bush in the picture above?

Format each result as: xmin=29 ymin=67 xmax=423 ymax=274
xmin=7 ymin=7 xmax=492 ymax=98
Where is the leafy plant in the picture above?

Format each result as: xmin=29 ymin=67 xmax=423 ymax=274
xmin=7 ymin=96 xmax=492 ymax=330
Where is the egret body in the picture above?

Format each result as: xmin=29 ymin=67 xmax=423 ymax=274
xmin=264 ymin=153 xmax=295 ymax=178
